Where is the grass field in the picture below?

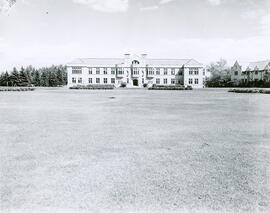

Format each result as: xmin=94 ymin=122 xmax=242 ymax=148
xmin=1 ymin=88 xmax=270 ymax=213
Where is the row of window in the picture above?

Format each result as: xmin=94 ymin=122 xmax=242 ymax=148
xmin=89 ymin=68 xmax=115 ymax=75
xmin=189 ymin=70 xmax=199 ymax=75
xmin=156 ymin=78 xmax=176 ymax=85
xmin=72 ymin=77 xmax=177 ymax=85
xmin=72 ymin=67 xmax=183 ymax=75
xmin=234 ymin=71 xmax=262 ymax=76
xmin=188 ymin=78 xmax=199 ymax=84
xmin=72 ymin=77 xmax=116 ymax=84
xmin=72 ymin=69 xmax=180 ymax=76
xmin=71 ymin=67 xmax=203 ymax=77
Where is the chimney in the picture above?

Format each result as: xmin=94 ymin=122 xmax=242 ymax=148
xmin=141 ymin=54 xmax=147 ymax=65
xmin=124 ymin=53 xmax=130 ymax=59
xmin=141 ymin=54 xmax=147 ymax=59
xmin=124 ymin=53 xmax=131 ymax=65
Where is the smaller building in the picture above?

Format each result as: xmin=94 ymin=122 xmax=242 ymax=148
xmin=231 ymin=60 xmax=270 ymax=85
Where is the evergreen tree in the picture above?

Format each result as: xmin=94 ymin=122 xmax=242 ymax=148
xmin=56 ymin=68 xmax=64 ymax=86
xmin=40 ymin=71 xmax=48 ymax=87
xmin=9 ymin=67 xmax=20 ymax=86
xmin=32 ymin=70 xmax=40 ymax=86
xmin=48 ymin=71 xmax=57 ymax=86
xmin=0 ymin=64 xmax=67 ymax=87
xmin=3 ymin=72 xmax=10 ymax=86
xmin=19 ymin=67 xmax=29 ymax=86
xmin=0 ymin=72 xmax=7 ymax=86
xmin=25 ymin=66 xmax=33 ymax=85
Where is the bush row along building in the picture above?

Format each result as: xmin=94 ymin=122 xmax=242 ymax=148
xmin=231 ymin=60 xmax=270 ymax=84
xmin=67 ymin=54 xmax=208 ymax=88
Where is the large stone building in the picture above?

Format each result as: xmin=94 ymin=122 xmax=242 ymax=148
xmin=67 ymin=54 xmax=206 ymax=88
xmin=231 ymin=60 xmax=270 ymax=84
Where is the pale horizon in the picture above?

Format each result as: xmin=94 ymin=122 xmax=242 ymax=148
xmin=0 ymin=0 xmax=270 ymax=71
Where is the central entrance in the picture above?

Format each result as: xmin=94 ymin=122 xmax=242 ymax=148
xmin=133 ymin=79 xmax=139 ymax=86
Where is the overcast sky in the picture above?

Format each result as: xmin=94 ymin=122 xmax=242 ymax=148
xmin=0 ymin=0 xmax=270 ymax=70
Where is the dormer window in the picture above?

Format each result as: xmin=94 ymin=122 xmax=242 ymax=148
xmin=132 ymin=60 xmax=140 ymax=65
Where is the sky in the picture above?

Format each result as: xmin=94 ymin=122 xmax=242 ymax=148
xmin=0 ymin=0 xmax=270 ymax=70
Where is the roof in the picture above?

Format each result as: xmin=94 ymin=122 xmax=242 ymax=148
xmin=246 ymin=60 xmax=270 ymax=71
xmin=69 ymin=58 xmax=124 ymax=66
xmin=68 ymin=57 xmax=203 ymax=67
xmin=146 ymin=58 xmax=203 ymax=66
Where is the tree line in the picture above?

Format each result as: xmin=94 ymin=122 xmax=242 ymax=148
xmin=0 ymin=65 xmax=67 ymax=87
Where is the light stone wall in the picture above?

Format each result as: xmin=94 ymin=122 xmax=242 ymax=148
xmin=67 ymin=58 xmax=206 ymax=88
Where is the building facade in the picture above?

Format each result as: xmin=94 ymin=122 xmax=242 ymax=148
xmin=67 ymin=54 xmax=206 ymax=88
xmin=231 ymin=60 xmax=270 ymax=84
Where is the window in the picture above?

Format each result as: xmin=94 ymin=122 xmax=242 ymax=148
xmin=88 ymin=78 xmax=92 ymax=84
xmin=111 ymin=68 xmax=116 ymax=75
xmin=171 ymin=68 xmax=175 ymax=75
xmin=72 ymin=67 xmax=82 ymax=74
xmin=195 ymin=78 xmax=199 ymax=84
xmin=96 ymin=68 xmax=100 ymax=75
xmin=164 ymin=68 xmax=168 ymax=75
xmin=96 ymin=78 xmax=100 ymax=84
xmin=111 ymin=78 xmax=115 ymax=84
xmin=72 ymin=77 xmax=76 ymax=83
xmin=234 ymin=71 xmax=238 ymax=75
xmin=189 ymin=78 xmax=193 ymax=84
xmin=133 ymin=68 xmax=139 ymax=75
xmin=255 ymin=71 xmax=258 ymax=75
xmin=147 ymin=68 xmax=154 ymax=75
xmin=117 ymin=68 xmax=124 ymax=75
xmin=132 ymin=60 xmax=140 ymax=65
xmin=156 ymin=78 xmax=160 ymax=84
xmin=171 ymin=79 xmax=176 ymax=84
xmin=127 ymin=78 xmax=129 ymax=84
xmin=104 ymin=78 xmax=107 ymax=84
xmin=142 ymin=78 xmax=144 ymax=84
xmin=78 ymin=78 xmax=82 ymax=84
xmin=189 ymin=68 xmax=199 ymax=75
xmin=164 ymin=78 xmax=168 ymax=84
xmin=203 ymin=71 xmax=205 ymax=76
xmin=104 ymin=68 xmax=107 ymax=75
xmin=89 ymin=68 xmax=92 ymax=74
xmin=156 ymin=68 xmax=160 ymax=75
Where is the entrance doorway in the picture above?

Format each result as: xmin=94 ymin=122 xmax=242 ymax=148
xmin=133 ymin=79 xmax=139 ymax=86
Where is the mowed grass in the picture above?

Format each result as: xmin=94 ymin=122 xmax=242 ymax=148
xmin=0 ymin=88 xmax=270 ymax=213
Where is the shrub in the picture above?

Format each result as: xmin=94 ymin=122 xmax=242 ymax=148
xmin=0 ymin=87 xmax=35 ymax=92
xmin=185 ymin=85 xmax=193 ymax=90
xmin=148 ymin=85 xmax=189 ymax=90
xmin=120 ymin=82 xmax=127 ymax=88
xmin=69 ymin=84 xmax=114 ymax=90
xmin=228 ymin=88 xmax=270 ymax=94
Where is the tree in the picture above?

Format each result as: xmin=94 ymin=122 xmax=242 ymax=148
xmin=56 ymin=68 xmax=64 ymax=86
xmin=18 ymin=67 xmax=29 ymax=86
xmin=9 ymin=67 xmax=20 ymax=86
xmin=0 ymin=64 xmax=67 ymax=87
xmin=40 ymin=71 xmax=48 ymax=87
xmin=0 ymin=72 xmax=10 ymax=86
xmin=206 ymin=59 xmax=232 ymax=87
xmin=32 ymin=70 xmax=40 ymax=86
